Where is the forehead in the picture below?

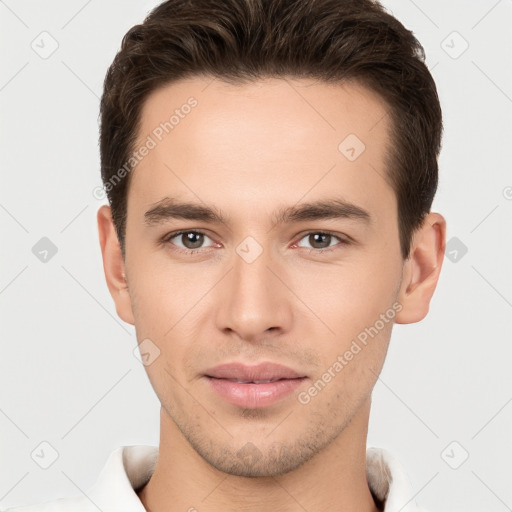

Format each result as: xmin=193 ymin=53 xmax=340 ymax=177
xmin=129 ymin=76 xmax=394 ymax=223
xmin=136 ymin=76 xmax=390 ymax=151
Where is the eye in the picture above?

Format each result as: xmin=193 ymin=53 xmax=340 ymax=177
xmin=295 ymin=231 xmax=349 ymax=252
xmin=161 ymin=230 xmax=217 ymax=253
xmin=160 ymin=229 xmax=350 ymax=256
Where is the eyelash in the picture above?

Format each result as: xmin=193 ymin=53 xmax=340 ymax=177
xmin=160 ymin=229 xmax=350 ymax=256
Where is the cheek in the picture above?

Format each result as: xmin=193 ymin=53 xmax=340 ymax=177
xmin=128 ymin=261 xmax=208 ymax=375
xmin=286 ymin=254 xmax=399 ymax=396
xmin=128 ymin=256 xmax=204 ymax=331
xmin=299 ymin=318 xmax=392 ymax=415
xmin=289 ymin=256 xmax=400 ymax=334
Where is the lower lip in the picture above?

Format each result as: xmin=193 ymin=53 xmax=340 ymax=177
xmin=205 ymin=376 xmax=307 ymax=409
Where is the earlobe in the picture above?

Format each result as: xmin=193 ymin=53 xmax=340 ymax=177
xmin=97 ymin=205 xmax=135 ymax=325
xmin=395 ymin=212 xmax=446 ymax=324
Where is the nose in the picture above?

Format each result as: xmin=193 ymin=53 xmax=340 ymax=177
xmin=214 ymin=244 xmax=293 ymax=343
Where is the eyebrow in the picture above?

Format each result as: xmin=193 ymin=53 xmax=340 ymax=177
xmin=144 ymin=197 xmax=371 ymax=227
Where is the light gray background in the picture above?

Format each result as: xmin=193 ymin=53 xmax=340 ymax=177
xmin=1 ymin=1 xmax=511 ymax=510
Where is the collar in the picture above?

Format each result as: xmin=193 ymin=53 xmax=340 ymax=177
xmin=22 ymin=445 xmax=423 ymax=511
xmin=86 ymin=445 xmax=422 ymax=511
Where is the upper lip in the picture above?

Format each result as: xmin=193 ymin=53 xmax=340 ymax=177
xmin=204 ymin=362 xmax=305 ymax=381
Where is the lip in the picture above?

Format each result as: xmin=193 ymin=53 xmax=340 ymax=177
xmin=205 ymin=362 xmax=305 ymax=381
xmin=204 ymin=362 xmax=307 ymax=409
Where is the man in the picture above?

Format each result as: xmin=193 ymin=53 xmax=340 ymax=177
xmin=5 ymin=0 xmax=446 ymax=510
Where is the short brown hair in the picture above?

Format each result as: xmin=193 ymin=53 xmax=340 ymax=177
xmin=100 ymin=0 xmax=442 ymax=259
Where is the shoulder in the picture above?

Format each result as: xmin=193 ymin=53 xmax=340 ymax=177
xmin=366 ymin=446 xmax=432 ymax=512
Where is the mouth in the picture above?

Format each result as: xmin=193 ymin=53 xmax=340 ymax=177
xmin=203 ymin=362 xmax=308 ymax=409
xmin=204 ymin=361 xmax=306 ymax=380
xmin=214 ymin=378 xmax=293 ymax=384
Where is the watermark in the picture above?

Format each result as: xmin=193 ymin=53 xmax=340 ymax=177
xmin=237 ymin=442 xmax=263 ymax=467
xmin=31 ymin=31 xmax=59 ymax=60
xmin=93 ymin=96 xmax=198 ymax=200
xmin=133 ymin=338 xmax=161 ymax=366
xmin=440 ymin=31 xmax=469 ymax=60
xmin=31 ymin=441 xmax=59 ymax=469
xmin=440 ymin=440 xmax=469 ymax=469
xmin=445 ymin=236 xmax=468 ymax=263
xmin=236 ymin=236 xmax=264 ymax=264
xmin=32 ymin=236 xmax=58 ymax=263
xmin=297 ymin=301 xmax=403 ymax=405
xmin=338 ymin=133 xmax=366 ymax=162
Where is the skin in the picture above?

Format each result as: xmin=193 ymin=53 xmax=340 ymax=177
xmin=98 ymin=76 xmax=446 ymax=512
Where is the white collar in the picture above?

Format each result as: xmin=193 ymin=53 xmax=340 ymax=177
xmin=11 ymin=445 xmax=425 ymax=511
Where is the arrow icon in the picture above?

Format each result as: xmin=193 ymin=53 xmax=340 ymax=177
xmin=445 ymin=236 xmax=468 ymax=263
xmin=134 ymin=338 xmax=160 ymax=366
xmin=31 ymin=441 xmax=59 ymax=468
xmin=338 ymin=134 xmax=365 ymax=161
xmin=236 ymin=236 xmax=263 ymax=263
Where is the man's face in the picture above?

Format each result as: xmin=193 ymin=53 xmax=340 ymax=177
xmin=123 ymin=77 xmax=405 ymax=476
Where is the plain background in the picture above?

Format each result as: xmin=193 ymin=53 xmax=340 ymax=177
xmin=1 ymin=1 xmax=511 ymax=510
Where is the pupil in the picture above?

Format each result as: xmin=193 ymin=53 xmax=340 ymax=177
xmin=311 ymin=233 xmax=330 ymax=248
xmin=183 ymin=232 xmax=203 ymax=249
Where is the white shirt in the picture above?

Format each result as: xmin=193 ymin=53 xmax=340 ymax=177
xmin=2 ymin=445 xmax=427 ymax=511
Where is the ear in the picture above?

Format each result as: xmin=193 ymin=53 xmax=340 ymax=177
xmin=97 ymin=205 xmax=135 ymax=325
xmin=395 ymin=212 xmax=446 ymax=324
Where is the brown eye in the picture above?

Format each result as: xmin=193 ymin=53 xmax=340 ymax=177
xmin=163 ymin=230 xmax=216 ymax=252
xmin=307 ymin=233 xmax=332 ymax=249
xmin=296 ymin=231 xmax=344 ymax=251
xmin=179 ymin=231 xmax=204 ymax=249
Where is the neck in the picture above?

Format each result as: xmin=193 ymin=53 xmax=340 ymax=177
xmin=137 ymin=398 xmax=380 ymax=512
